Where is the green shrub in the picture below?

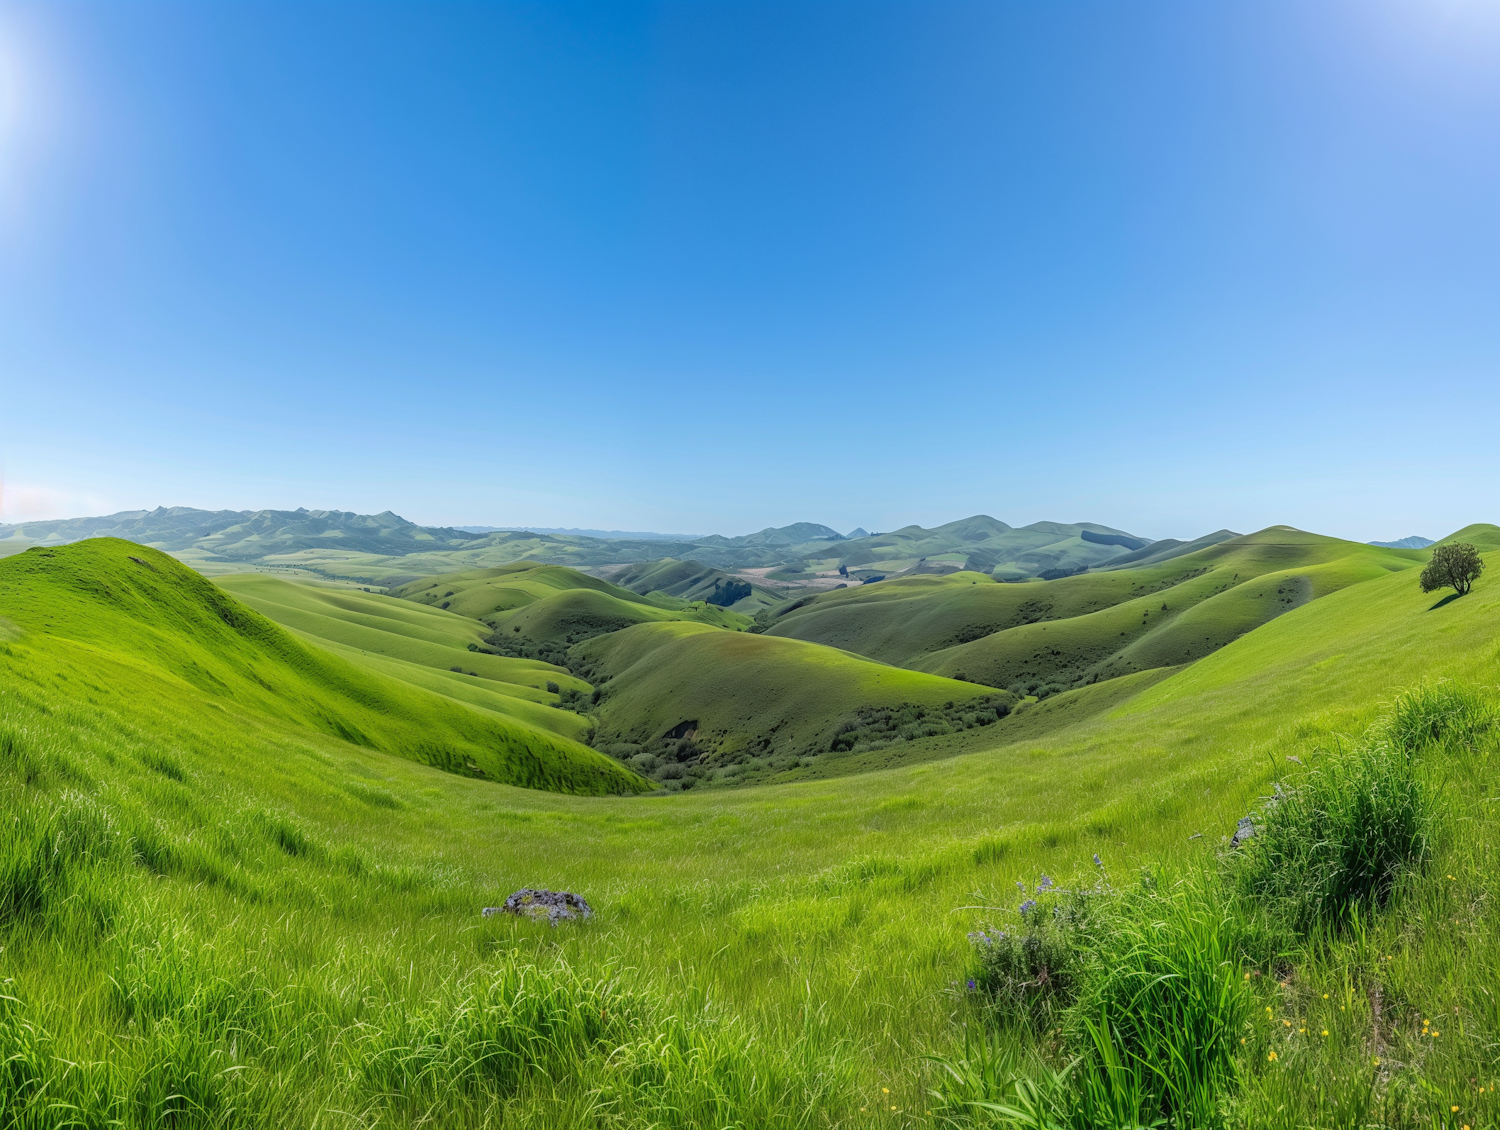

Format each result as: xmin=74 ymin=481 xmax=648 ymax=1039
xmin=969 ymin=882 xmax=1100 ymax=1024
xmin=1382 ymin=680 xmax=1495 ymax=758
xmin=1228 ymin=731 xmax=1432 ymax=934
xmin=962 ymin=872 xmax=1250 ymax=1127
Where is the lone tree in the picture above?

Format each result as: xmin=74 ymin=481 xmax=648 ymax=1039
xmin=1420 ymin=542 xmax=1485 ymax=597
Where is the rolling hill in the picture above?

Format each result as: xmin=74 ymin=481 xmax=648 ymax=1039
xmin=2 ymin=524 xmax=1498 ymax=1128
xmin=0 ymin=539 xmax=646 ymax=795
xmin=212 ymin=573 xmax=594 ymax=740
xmin=571 ymin=620 xmax=1010 ymax=787
xmin=602 ymin=557 xmax=784 ymax=612
xmin=2 ymin=506 xmax=1178 ymax=584
xmin=388 ymin=561 xmax=750 ymax=667
xmin=764 ymin=527 xmax=1423 ymax=696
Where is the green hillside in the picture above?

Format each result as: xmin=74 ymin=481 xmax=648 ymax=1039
xmin=214 ymin=573 xmax=591 ymax=695
xmin=767 ymin=527 xmax=1421 ymax=695
xmin=211 ymin=574 xmax=592 ymax=740
xmin=1 ymin=529 xmax=1499 ymax=1127
xmin=1435 ymin=521 xmax=1500 ymax=551
xmin=0 ymin=539 xmax=645 ymax=795
xmin=793 ymin=515 xmax=1157 ymax=581
xmin=572 ymin=620 xmax=1008 ymax=786
xmin=390 ymin=561 xmax=750 ymax=667
xmin=605 ymin=557 xmax=784 ymax=612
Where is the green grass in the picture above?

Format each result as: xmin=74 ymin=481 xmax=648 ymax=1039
xmin=768 ymin=527 xmax=1421 ymax=697
xmin=607 ymin=557 xmax=785 ymax=613
xmin=1 ymin=540 xmax=644 ymax=796
xmin=390 ymin=562 xmax=750 ymax=649
xmin=3 ymin=532 xmax=1500 ymax=1127
xmin=574 ymin=619 xmax=1002 ymax=785
xmin=215 ymin=572 xmax=591 ymax=695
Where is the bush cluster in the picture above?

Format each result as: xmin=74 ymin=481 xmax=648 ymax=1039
xmin=828 ymin=696 xmax=1013 ymax=754
xmin=942 ymin=682 xmax=1468 ymax=1128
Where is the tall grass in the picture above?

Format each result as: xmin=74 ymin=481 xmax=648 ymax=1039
xmin=1226 ymin=685 xmax=1471 ymax=935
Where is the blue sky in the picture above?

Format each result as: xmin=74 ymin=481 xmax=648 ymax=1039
xmin=2 ymin=1 xmax=1498 ymax=541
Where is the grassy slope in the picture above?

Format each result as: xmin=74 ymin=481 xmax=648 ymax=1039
xmin=769 ymin=527 xmax=1419 ymax=692
xmin=0 ymin=540 xmax=643 ymax=795
xmin=3 ymin=531 xmax=1500 ymax=1125
xmin=574 ymin=620 xmax=1001 ymax=764
xmin=215 ymin=573 xmax=591 ymax=696
xmin=607 ymin=557 xmax=784 ymax=613
xmin=391 ymin=561 xmax=750 ymax=638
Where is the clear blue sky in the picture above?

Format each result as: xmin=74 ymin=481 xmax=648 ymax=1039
xmin=2 ymin=1 xmax=1498 ymax=541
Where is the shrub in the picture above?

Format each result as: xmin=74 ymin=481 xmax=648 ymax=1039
xmin=1383 ymin=679 xmax=1495 ymax=757
xmin=1227 ymin=730 xmax=1432 ymax=934
xmin=969 ymin=885 xmax=1099 ymax=1024
xmin=961 ymin=871 xmax=1250 ymax=1127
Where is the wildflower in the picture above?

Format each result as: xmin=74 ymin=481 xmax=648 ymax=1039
xmin=1452 ymin=1106 xmax=1460 ymax=1113
xmin=1019 ymin=899 xmax=1037 ymax=915
xmin=1323 ymin=993 xmax=1329 ymax=999
xmin=1017 ymin=880 xmax=1025 ymax=892
xmin=882 ymin=1088 xmax=889 ymax=1094
xmin=1240 ymin=1038 xmax=1246 ymax=1045
xmin=1433 ymin=1030 xmax=1441 ymax=1038
xmin=1283 ymin=1020 xmax=1291 ymax=1028
xmin=1244 ymin=973 xmax=1250 ymax=981
xmin=1268 ymin=1051 xmax=1278 ymax=1062
xmin=1321 ymin=1029 xmax=1329 ymax=1037
xmin=966 ymin=979 xmax=976 ymax=991
xmin=1093 ymin=853 xmax=1103 ymax=867
xmin=1037 ymin=875 xmax=1054 ymax=891
xmin=1374 ymin=1058 xmax=1380 ymax=1066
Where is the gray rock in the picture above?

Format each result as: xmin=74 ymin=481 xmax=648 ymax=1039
xmin=1230 ymin=816 xmax=1258 ymax=848
xmin=483 ymin=888 xmax=593 ymax=925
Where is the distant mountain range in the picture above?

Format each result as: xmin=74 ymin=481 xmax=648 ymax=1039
xmin=1368 ymin=536 xmax=1434 ymax=549
xmin=0 ymin=506 xmax=1192 ymax=583
xmin=457 ymin=526 xmax=707 ymax=540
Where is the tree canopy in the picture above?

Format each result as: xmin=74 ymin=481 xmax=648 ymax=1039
xmin=1419 ymin=542 xmax=1484 ymax=597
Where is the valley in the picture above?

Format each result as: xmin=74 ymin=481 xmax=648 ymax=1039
xmin=1 ymin=517 xmax=1497 ymax=1127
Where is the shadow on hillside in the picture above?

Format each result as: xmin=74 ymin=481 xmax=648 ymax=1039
xmin=1428 ymin=592 xmax=1463 ymax=611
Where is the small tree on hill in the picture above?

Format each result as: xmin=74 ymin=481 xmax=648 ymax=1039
xmin=1420 ymin=542 xmax=1484 ymax=597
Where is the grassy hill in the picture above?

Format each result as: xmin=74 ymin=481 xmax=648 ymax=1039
xmin=788 ymin=515 xmax=1158 ymax=581
xmin=0 ymin=539 xmax=645 ymax=795
xmin=1 ymin=528 xmax=1499 ymax=1126
xmin=390 ymin=562 xmax=750 ymax=667
xmin=572 ymin=620 xmax=1010 ymax=787
xmin=766 ymin=527 xmax=1422 ymax=696
xmin=212 ymin=573 xmax=593 ymax=740
xmin=3 ymin=507 xmax=1173 ymax=585
xmin=603 ymin=557 xmax=785 ymax=613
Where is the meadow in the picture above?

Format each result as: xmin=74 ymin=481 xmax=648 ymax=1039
xmin=1 ymin=530 xmax=1498 ymax=1127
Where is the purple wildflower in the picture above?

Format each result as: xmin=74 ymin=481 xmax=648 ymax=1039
xmin=967 ymin=979 xmax=977 ymax=991
xmin=1093 ymin=854 xmax=1103 ymax=868
xmin=1019 ymin=899 xmax=1037 ymax=915
xmin=1037 ymin=875 xmax=1054 ymax=891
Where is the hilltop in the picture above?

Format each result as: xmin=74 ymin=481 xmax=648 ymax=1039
xmin=763 ymin=526 xmax=1422 ymax=698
